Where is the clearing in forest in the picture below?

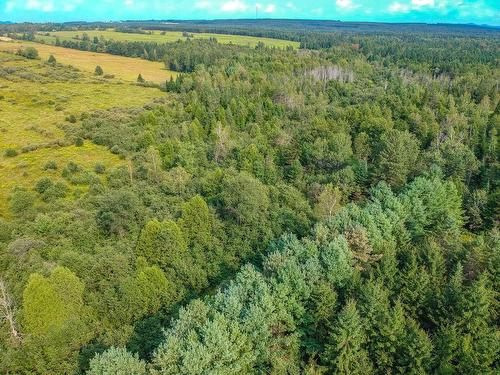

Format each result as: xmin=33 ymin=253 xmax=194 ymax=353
xmin=36 ymin=29 xmax=300 ymax=49
xmin=0 ymin=51 xmax=162 ymax=215
xmin=0 ymin=40 xmax=176 ymax=83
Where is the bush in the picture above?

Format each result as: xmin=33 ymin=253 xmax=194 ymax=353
xmin=35 ymin=177 xmax=54 ymax=194
xmin=95 ymin=65 xmax=104 ymax=76
xmin=48 ymin=54 xmax=56 ymax=64
xmin=94 ymin=163 xmax=106 ymax=174
xmin=43 ymin=160 xmax=58 ymax=170
xmin=9 ymin=189 xmax=35 ymax=216
xmin=137 ymin=74 xmax=145 ymax=83
xmin=42 ymin=181 xmax=68 ymax=202
xmin=75 ymin=137 xmax=84 ymax=147
xmin=66 ymin=114 xmax=77 ymax=123
xmin=4 ymin=148 xmax=17 ymax=157
xmin=17 ymin=47 xmax=39 ymax=59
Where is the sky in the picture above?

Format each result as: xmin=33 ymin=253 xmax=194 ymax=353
xmin=0 ymin=0 xmax=498 ymax=25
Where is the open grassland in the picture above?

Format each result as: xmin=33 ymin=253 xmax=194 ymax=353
xmin=36 ymin=29 xmax=300 ymax=49
xmin=0 ymin=52 xmax=162 ymax=215
xmin=0 ymin=40 xmax=176 ymax=82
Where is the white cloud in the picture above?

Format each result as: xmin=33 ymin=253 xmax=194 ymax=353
xmin=220 ymin=0 xmax=248 ymax=12
xmin=286 ymin=2 xmax=296 ymax=9
xmin=195 ymin=0 xmax=212 ymax=9
xmin=388 ymin=1 xmax=410 ymax=12
xmin=5 ymin=1 xmax=15 ymax=11
xmin=124 ymin=0 xmax=133 ymax=5
xmin=264 ymin=3 xmax=276 ymax=12
xmin=412 ymin=0 xmax=435 ymax=7
xmin=388 ymin=0 xmax=439 ymax=12
xmin=336 ymin=0 xmax=360 ymax=10
xmin=26 ymin=0 xmax=55 ymax=12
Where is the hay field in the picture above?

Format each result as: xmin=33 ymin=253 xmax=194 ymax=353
xmin=0 ymin=40 xmax=176 ymax=83
xmin=36 ymin=29 xmax=300 ymax=49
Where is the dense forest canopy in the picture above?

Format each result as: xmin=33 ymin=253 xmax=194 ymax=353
xmin=0 ymin=20 xmax=499 ymax=374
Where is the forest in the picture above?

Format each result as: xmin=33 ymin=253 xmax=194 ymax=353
xmin=0 ymin=20 xmax=499 ymax=374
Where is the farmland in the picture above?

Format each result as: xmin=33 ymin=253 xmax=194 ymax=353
xmin=0 ymin=40 xmax=176 ymax=82
xmin=0 ymin=51 xmax=163 ymax=215
xmin=35 ymin=29 xmax=300 ymax=49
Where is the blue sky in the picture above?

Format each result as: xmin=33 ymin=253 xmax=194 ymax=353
xmin=0 ymin=0 xmax=498 ymax=25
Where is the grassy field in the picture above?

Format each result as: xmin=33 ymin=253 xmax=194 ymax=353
xmin=35 ymin=29 xmax=300 ymax=49
xmin=0 ymin=40 xmax=176 ymax=83
xmin=0 ymin=51 xmax=162 ymax=215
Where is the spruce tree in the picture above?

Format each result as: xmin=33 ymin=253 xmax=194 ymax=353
xmin=324 ymin=300 xmax=373 ymax=374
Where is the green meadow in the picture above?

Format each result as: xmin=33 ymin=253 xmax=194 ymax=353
xmin=0 ymin=51 xmax=162 ymax=215
xmin=35 ymin=29 xmax=300 ymax=49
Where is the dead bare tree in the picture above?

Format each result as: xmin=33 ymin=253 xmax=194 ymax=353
xmin=0 ymin=278 xmax=21 ymax=344
xmin=307 ymin=65 xmax=355 ymax=89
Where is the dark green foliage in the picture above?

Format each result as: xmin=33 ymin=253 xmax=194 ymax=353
xmin=94 ymin=65 xmax=104 ymax=76
xmin=4 ymin=148 xmax=18 ymax=157
xmin=324 ymin=300 xmax=373 ymax=374
xmin=94 ymin=163 xmax=106 ymax=174
xmin=47 ymin=54 xmax=56 ymax=64
xmin=16 ymin=46 xmax=38 ymax=59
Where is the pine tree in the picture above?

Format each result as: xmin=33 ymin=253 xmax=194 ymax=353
xmin=324 ymin=300 xmax=373 ymax=374
xmin=47 ymin=54 xmax=56 ymax=65
xmin=137 ymin=73 xmax=145 ymax=83
xmin=88 ymin=347 xmax=146 ymax=375
xmin=95 ymin=65 xmax=104 ymax=76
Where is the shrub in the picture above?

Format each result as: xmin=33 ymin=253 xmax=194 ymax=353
xmin=4 ymin=148 xmax=17 ymax=157
xmin=94 ymin=163 xmax=106 ymax=174
xmin=66 ymin=114 xmax=77 ymax=123
xmin=35 ymin=177 xmax=54 ymax=194
xmin=17 ymin=47 xmax=39 ymax=59
xmin=9 ymin=189 xmax=35 ymax=216
xmin=42 ymin=181 xmax=68 ymax=202
xmin=95 ymin=65 xmax=104 ymax=76
xmin=47 ymin=54 xmax=56 ymax=64
xmin=137 ymin=74 xmax=145 ymax=83
xmin=75 ymin=137 xmax=84 ymax=147
xmin=43 ymin=160 xmax=58 ymax=170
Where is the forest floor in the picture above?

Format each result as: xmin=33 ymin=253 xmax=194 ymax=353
xmin=0 ymin=40 xmax=176 ymax=82
xmin=0 ymin=51 xmax=163 ymax=215
xmin=34 ymin=29 xmax=300 ymax=49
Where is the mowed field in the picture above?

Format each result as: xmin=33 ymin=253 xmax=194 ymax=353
xmin=0 ymin=51 xmax=162 ymax=215
xmin=0 ymin=40 xmax=176 ymax=83
xmin=36 ymin=29 xmax=300 ymax=49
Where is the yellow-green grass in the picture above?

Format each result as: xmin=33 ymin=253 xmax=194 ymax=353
xmin=0 ymin=52 xmax=162 ymax=215
xmin=0 ymin=40 xmax=176 ymax=83
xmin=36 ymin=29 xmax=300 ymax=49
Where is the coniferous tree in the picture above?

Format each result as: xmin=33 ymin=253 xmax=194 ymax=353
xmin=324 ymin=300 xmax=373 ymax=374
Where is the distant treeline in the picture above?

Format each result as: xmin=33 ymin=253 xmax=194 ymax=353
xmin=9 ymin=25 xmax=499 ymax=76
